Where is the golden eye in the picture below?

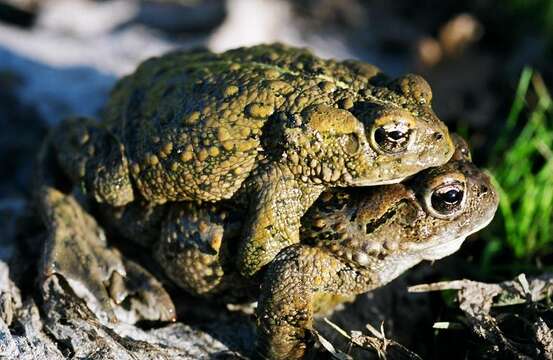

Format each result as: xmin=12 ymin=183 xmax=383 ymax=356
xmin=369 ymin=111 xmax=415 ymax=155
xmin=425 ymin=182 xmax=466 ymax=219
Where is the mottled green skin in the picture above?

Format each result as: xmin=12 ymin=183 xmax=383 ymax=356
xmin=149 ymin=136 xmax=498 ymax=359
xmin=51 ymin=44 xmax=454 ymax=277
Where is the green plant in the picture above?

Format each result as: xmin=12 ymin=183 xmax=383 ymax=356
xmin=482 ymin=67 xmax=553 ymax=271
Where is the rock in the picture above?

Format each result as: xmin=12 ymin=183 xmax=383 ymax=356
xmin=36 ymin=0 xmax=137 ymax=37
xmin=5 ymin=301 xmax=65 ymax=360
xmin=0 ymin=0 xmax=180 ymax=124
xmin=409 ymin=273 xmax=553 ymax=359
xmin=39 ymin=275 xmax=253 ymax=359
xmin=0 ymin=316 xmax=18 ymax=358
xmin=136 ymin=0 xmax=226 ymax=33
xmin=0 ymin=262 xmax=22 ymax=326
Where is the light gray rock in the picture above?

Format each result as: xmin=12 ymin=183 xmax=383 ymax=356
xmin=39 ymin=275 xmax=253 ymax=359
xmin=7 ymin=301 xmax=65 ymax=360
xmin=136 ymin=0 xmax=226 ymax=33
xmin=0 ymin=317 xmax=17 ymax=358
xmin=0 ymin=262 xmax=22 ymax=327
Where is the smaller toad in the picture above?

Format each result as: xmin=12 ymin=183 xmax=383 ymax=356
xmin=255 ymin=135 xmax=498 ymax=358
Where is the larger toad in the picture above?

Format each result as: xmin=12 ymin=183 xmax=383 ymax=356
xmin=45 ymin=43 xmax=454 ymax=280
xmin=37 ymin=133 xmax=496 ymax=359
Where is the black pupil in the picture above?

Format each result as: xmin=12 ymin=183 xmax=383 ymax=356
xmin=387 ymin=130 xmax=404 ymax=141
xmin=431 ymin=188 xmax=464 ymax=214
xmin=374 ymin=127 xmax=409 ymax=153
xmin=443 ymin=189 xmax=461 ymax=204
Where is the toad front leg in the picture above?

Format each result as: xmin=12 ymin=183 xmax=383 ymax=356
xmin=236 ymin=164 xmax=324 ymax=277
xmin=256 ymin=244 xmax=380 ymax=359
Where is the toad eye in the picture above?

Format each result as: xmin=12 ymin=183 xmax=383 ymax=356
xmin=371 ymin=121 xmax=412 ymax=154
xmin=426 ymin=182 xmax=466 ymax=219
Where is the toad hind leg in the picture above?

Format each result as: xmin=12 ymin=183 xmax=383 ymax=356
xmin=155 ymin=202 xmax=231 ymax=297
xmin=154 ymin=203 xmax=256 ymax=302
xmin=256 ymin=244 xmax=380 ymax=359
xmin=236 ymin=165 xmax=324 ymax=277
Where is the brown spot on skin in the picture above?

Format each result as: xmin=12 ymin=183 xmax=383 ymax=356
xmin=185 ymin=111 xmax=201 ymax=125
xmin=304 ymin=105 xmax=359 ymax=134
xmin=180 ymin=151 xmax=193 ymax=162
xmin=148 ymin=153 xmax=159 ymax=166
xmin=217 ymin=127 xmax=231 ymax=142
xmin=289 ymin=152 xmax=299 ymax=165
xmin=246 ymin=103 xmax=274 ymax=119
xmin=263 ymin=80 xmax=293 ymax=94
xmin=313 ymin=218 xmax=326 ymax=228
xmin=322 ymin=166 xmax=332 ymax=182
xmin=208 ymin=146 xmax=220 ymax=157
xmin=170 ymin=162 xmax=178 ymax=171
xmin=224 ymin=85 xmax=239 ymax=97
xmin=392 ymin=74 xmax=433 ymax=104
xmin=198 ymin=149 xmax=209 ymax=161
xmin=341 ymin=98 xmax=354 ymax=110
xmin=162 ymin=142 xmax=173 ymax=155
xmin=318 ymin=81 xmax=336 ymax=93
xmin=240 ymin=127 xmax=251 ymax=137
xmin=331 ymin=169 xmax=341 ymax=182
xmin=236 ymin=140 xmax=257 ymax=152
xmin=264 ymin=68 xmax=280 ymax=80
xmin=222 ymin=140 xmax=235 ymax=151
xmin=295 ymin=96 xmax=309 ymax=109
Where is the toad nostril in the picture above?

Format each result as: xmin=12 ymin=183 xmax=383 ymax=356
xmin=432 ymin=132 xmax=443 ymax=141
xmin=480 ymin=184 xmax=489 ymax=194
